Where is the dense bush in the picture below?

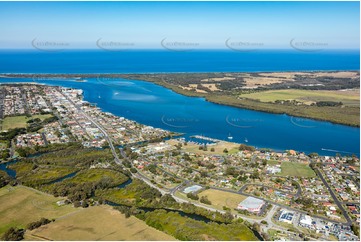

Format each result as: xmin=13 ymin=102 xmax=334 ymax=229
xmin=239 ymin=144 xmax=256 ymax=151
xmin=26 ymin=218 xmax=52 ymax=230
xmin=1 ymin=227 xmax=25 ymax=241
xmin=186 ymin=192 xmax=199 ymax=200
xmin=0 ymin=172 xmax=12 ymax=188
xmin=200 ymin=196 xmax=212 ymax=205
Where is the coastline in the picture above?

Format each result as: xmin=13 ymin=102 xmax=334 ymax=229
xmin=0 ymin=82 xmax=359 ymax=157
xmin=1 ymin=71 xmax=360 ymax=127
xmin=123 ymin=76 xmax=360 ymax=128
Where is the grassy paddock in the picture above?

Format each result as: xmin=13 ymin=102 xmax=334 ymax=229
xmin=25 ymin=205 xmax=175 ymax=241
xmin=239 ymin=89 xmax=360 ymax=106
xmin=207 ymin=94 xmax=360 ymax=127
xmin=168 ymin=139 xmax=240 ymax=155
xmin=126 ymin=76 xmax=360 ymax=126
xmin=280 ymin=162 xmax=316 ymax=178
xmin=1 ymin=114 xmax=53 ymax=131
xmin=198 ymin=189 xmax=247 ymax=211
xmin=0 ymin=185 xmax=78 ymax=236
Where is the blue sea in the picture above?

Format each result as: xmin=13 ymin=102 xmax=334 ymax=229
xmin=0 ymin=49 xmax=359 ymax=73
xmin=0 ymin=50 xmax=359 ymax=156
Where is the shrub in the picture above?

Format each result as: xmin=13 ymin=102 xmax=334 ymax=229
xmin=200 ymin=196 xmax=212 ymax=205
xmin=1 ymin=227 xmax=25 ymax=241
xmin=186 ymin=192 xmax=199 ymax=200
xmin=26 ymin=218 xmax=52 ymax=230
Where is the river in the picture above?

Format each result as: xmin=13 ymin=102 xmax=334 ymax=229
xmin=0 ymin=77 xmax=359 ymax=156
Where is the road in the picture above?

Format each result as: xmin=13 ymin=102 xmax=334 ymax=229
xmin=238 ymin=183 xmax=301 ymax=199
xmin=313 ymin=168 xmax=352 ymax=225
xmin=209 ymin=182 xmax=350 ymax=226
xmin=60 ymin=89 xmax=122 ymax=166
xmin=60 ymin=89 xmax=351 ymax=238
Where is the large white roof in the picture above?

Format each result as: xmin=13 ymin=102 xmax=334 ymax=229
xmin=238 ymin=196 xmax=265 ymax=209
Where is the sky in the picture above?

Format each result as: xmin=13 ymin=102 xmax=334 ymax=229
xmin=0 ymin=1 xmax=359 ymax=50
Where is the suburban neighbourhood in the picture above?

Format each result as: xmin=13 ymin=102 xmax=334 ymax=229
xmin=0 ymin=84 xmax=359 ymax=241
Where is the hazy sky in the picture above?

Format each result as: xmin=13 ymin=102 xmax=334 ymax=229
xmin=0 ymin=1 xmax=359 ymax=49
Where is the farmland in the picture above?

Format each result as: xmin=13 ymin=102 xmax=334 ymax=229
xmin=0 ymin=185 xmax=78 ymax=236
xmin=25 ymin=206 xmax=176 ymax=241
xmin=117 ymin=72 xmax=360 ymax=126
xmin=239 ymin=89 xmax=360 ymax=106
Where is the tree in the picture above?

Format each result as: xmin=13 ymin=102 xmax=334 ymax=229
xmin=252 ymin=222 xmax=261 ymax=232
xmin=26 ymin=218 xmax=51 ymax=230
xmin=73 ymin=201 xmax=81 ymax=207
xmin=351 ymin=224 xmax=360 ymax=237
xmin=200 ymin=196 xmax=212 ymax=205
xmin=1 ymin=227 xmax=25 ymax=241
xmin=186 ymin=192 xmax=199 ymax=200
xmin=308 ymin=152 xmax=319 ymax=158
xmin=82 ymin=201 xmax=89 ymax=208
xmin=223 ymin=210 xmax=234 ymax=223
xmin=225 ymin=167 xmax=237 ymax=176
xmin=210 ymin=147 xmax=215 ymax=152
xmin=223 ymin=148 xmax=228 ymax=153
xmin=200 ymin=171 xmax=208 ymax=178
xmin=146 ymin=164 xmax=157 ymax=174
xmin=239 ymin=144 xmax=255 ymax=151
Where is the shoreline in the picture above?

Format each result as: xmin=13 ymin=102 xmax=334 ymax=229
xmin=1 ymin=72 xmax=360 ymax=127
xmin=1 ymin=69 xmax=360 ymax=76
xmin=0 ymin=82 xmax=359 ymax=157
xmin=128 ymin=77 xmax=360 ymax=128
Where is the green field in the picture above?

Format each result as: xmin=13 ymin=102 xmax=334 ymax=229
xmin=198 ymin=189 xmax=247 ymax=211
xmin=267 ymin=159 xmax=281 ymax=166
xmin=126 ymin=75 xmax=360 ymax=126
xmin=207 ymin=94 xmax=360 ymax=127
xmin=167 ymin=139 xmax=240 ymax=155
xmin=239 ymin=89 xmax=360 ymax=106
xmin=279 ymin=162 xmax=316 ymax=178
xmin=25 ymin=206 xmax=176 ymax=241
xmin=1 ymin=114 xmax=53 ymax=130
xmin=0 ymin=185 xmax=78 ymax=236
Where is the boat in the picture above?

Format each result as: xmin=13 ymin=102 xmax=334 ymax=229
xmin=244 ymin=138 xmax=248 ymax=143
xmin=227 ymin=133 xmax=233 ymax=140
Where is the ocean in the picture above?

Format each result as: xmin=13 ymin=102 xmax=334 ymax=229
xmin=0 ymin=49 xmax=359 ymax=156
xmin=0 ymin=49 xmax=359 ymax=73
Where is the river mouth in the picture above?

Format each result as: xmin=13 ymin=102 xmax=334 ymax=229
xmin=0 ymin=77 xmax=359 ymax=156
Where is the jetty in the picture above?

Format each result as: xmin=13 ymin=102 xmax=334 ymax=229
xmin=190 ymin=135 xmax=222 ymax=143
